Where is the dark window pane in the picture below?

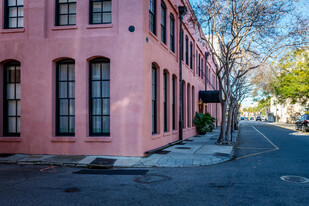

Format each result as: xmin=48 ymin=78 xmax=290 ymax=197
xmin=103 ymin=99 xmax=110 ymax=115
xmin=59 ymin=64 xmax=67 ymax=80
xmin=69 ymin=99 xmax=75 ymax=115
xmin=102 ymin=116 xmax=110 ymax=133
xmin=59 ymin=82 xmax=68 ymax=98
xmin=8 ymin=100 xmax=16 ymax=116
xmin=69 ymin=82 xmax=75 ymax=98
xmin=59 ymin=99 xmax=69 ymax=115
xmin=92 ymin=116 xmax=102 ymax=133
xmin=102 ymin=81 xmax=110 ymax=98
xmin=69 ymin=117 xmax=75 ymax=133
xmin=7 ymin=83 xmax=15 ymax=99
xmin=92 ymin=99 xmax=102 ymax=115
xmin=8 ymin=117 xmax=16 ymax=133
xmin=59 ymin=117 xmax=69 ymax=133
xmin=92 ymin=81 xmax=101 ymax=98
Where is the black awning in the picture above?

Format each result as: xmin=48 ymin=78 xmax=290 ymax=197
xmin=199 ymin=90 xmax=220 ymax=103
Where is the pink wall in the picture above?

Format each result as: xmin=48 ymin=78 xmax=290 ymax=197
xmin=0 ymin=0 xmax=221 ymax=156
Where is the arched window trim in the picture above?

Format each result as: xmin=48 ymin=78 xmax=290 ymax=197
xmin=3 ymin=60 xmax=21 ymax=136
xmin=56 ymin=59 xmax=75 ymax=136
xmin=89 ymin=57 xmax=111 ymax=136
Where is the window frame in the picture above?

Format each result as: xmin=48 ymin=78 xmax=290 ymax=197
xmin=170 ymin=14 xmax=175 ymax=53
xmin=185 ymin=36 xmax=189 ymax=65
xmin=160 ymin=1 xmax=166 ymax=44
xmin=152 ymin=64 xmax=157 ymax=134
xmin=172 ymin=76 xmax=176 ymax=130
xmin=56 ymin=59 xmax=75 ymax=136
xmin=190 ymin=42 xmax=193 ymax=69
xmin=3 ymin=61 xmax=21 ymax=137
xmin=55 ymin=0 xmax=76 ymax=26
xmin=4 ymin=0 xmax=24 ymax=29
xmin=89 ymin=58 xmax=111 ymax=136
xmin=149 ymin=0 xmax=156 ymax=35
xmin=163 ymin=71 xmax=168 ymax=132
xmin=89 ymin=0 xmax=112 ymax=25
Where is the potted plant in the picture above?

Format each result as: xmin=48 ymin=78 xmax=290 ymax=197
xmin=194 ymin=112 xmax=216 ymax=135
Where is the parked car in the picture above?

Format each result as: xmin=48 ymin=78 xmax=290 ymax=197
xmin=256 ymin=116 xmax=261 ymax=121
xmin=250 ymin=117 xmax=254 ymax=121
xmin=240 ymin=117 xmax=245 ymax=120
xmin=295 ymin=114 xmax=309 ymax=132
xmin=244 ymin=117 xmax=248 ymax=121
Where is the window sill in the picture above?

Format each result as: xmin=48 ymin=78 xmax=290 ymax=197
xmin=0 ymin=137 xmax=22 ymax=142
xmin=151 ymin=133 xmax=161 ymax=140
xmin=87 ymin=24 xmax=113 ymax=29
xmin=149 ymin=31 xmax=158 ymax=41
xmin=51 ymin=137 xmax=76 ymax=142
xmin=0 ymin=28 xmax=25 ymax=34
xmin=163 ymin=131 xmax=171 ymax=137
xmin=85 ymin=137 xmax=111 ymax=142
xmin=169 ymin=50 xmax=176 ymax=57
xmin=161 ymin=42 xmax=168 ymax=51
xmin=51 ymin=25 xmax=78 ymax=31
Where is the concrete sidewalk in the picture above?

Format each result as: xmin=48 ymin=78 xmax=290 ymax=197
xmin=0 ymin=127 xmax=238 ymax=168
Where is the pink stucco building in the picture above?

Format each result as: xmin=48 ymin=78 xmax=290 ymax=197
xmin=0 ymin=0 xmax=221 ymax=156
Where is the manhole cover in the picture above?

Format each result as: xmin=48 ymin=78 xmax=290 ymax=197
xmin=135 ymin=174 xmax=170 ymax=184
xmin=64 ymin=187 xmax=79 ymax=193
xmin=280 ymin=176 xmax=309 ymax=183
xmin=175 ymin=147 xmax=191 ymax=150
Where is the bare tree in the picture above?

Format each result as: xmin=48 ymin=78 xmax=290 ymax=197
xmin=189 ymin=0 xmax=309 ymax=144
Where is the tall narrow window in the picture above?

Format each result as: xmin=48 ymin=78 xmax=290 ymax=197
xmin=190 ymin=42 xmax=193 ymax=69
xmin=198 ymin=54 xmax=201 ymax=77
xmin=90 ymin=58 xmax=110 ymax=136
xmin=149 ymin=0 xmax=156 ymax=34
xmin=4 ymin=0 xmax=24 ymax=29
xmin=180 ymin=29 xmax=184 ymax=61
xmin=182 ymin=81 xmax=185 ymax=128
xmin=187 ymin=84 xmax=190 ymax=127
xmin=172 ymin=76 xmax=176 ymax=130
xmin=170 ymin=14 xmax=175 ymax=53
xmin=163 ymin=71 xmax=167 ymax=132
xmin=56 ymin=0 xmax=76 ymax=26
xmin=192 ymin=87 xmax=195 ymax=126
xmin=56 ymin=60 xmax=75 ymax=136
xmin=90 ymin=0 xmax=112 ymax=24
xmin=161 ymin=1 xmax=166 ymax=44
xmin=201 ymin=58 xmax=204 ymax=79
xmin=185 ymin=36 xmax=189 ymax=65
xmin=152 ymin=64 xmax=157 ymax=134
xmin=4 ymin=61 xmax=20 ymax=136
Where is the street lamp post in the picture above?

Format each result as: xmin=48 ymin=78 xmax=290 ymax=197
xmin=178 ymin=6 xmax=187 ymax=141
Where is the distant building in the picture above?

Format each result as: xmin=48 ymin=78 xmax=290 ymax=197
xmin=270 ymin=97 xmax=309 ymax=123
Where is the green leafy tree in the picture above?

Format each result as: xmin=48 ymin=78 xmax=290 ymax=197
xmin=272 ymin=49 xmax=309 ymax=105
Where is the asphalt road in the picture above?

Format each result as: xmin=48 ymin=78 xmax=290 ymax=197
xmin=1 ymin=121 xmax=309 ymax=206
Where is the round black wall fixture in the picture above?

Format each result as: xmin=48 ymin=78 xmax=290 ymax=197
xmin=128 ymin=26 xmax=135 ymax=32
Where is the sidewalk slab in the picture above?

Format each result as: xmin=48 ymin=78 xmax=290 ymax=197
xmin=0 ymin=127 xmax=239 ymax=168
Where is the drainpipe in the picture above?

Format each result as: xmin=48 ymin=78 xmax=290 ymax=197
xmin=178 ymin=6 xmax=187 ymax=141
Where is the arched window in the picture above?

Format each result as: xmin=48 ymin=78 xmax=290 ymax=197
xmin=163 ymin=70 xmax=168 ymax=132
xmin=149 ymin=0 xmax=156 ymax=34
xmin=89 ymin=58 xmax=110 ymax=136
xmin=161 ymin=1 xmax=166 ymax=44
xmin=56 ymin=59 xmax=75 ymax=136
xmin=3 ymin=61 xmax=21 ymax=136
xmin=152 ymin=64 xmax=157 ymax=134
xmin=187 ymin=84 xmax=190 ymax=127
xmin=172 ymin=75 xmax=176 ymax=130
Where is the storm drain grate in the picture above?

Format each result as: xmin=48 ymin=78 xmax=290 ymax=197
xmin=175 ymin=147 xmax=191 ymax=150
xmin=213 ymin=152 xmax=232 ymax=158
xmin=73 ymin=169 xmax=148 ymax=175
xmin=280 ymin=176 xmax=309 ymax=183
xmin=154 ymin=150 xmax=170 ymax=155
